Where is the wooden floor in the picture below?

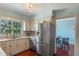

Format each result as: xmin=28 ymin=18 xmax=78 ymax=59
xmin=56 ymin=44 xmax=74 ymax=56
xmin=15 ymin=50 xmax=39 ymax=56
xmin=15 ymin=44 xmax=74 ymax=56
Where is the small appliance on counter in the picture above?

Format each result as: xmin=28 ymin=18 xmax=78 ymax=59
xmin=23 ymin=31 xmax=35 ymax=36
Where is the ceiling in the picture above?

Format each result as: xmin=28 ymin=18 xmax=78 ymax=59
xmin=0 ymin=3 xmax=79 ymax=19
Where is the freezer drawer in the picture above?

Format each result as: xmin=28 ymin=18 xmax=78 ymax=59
xmin=36 ymin=43 xmax=50 ymax=56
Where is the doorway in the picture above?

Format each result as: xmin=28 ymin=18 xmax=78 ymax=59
xmin=56 ymin=17 xmax=75 ymax=56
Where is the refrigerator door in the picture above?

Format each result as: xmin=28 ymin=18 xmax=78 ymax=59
xmin=38 ymin=23 xmax=43 ymax=43
xmin=43 ymin=23 xmax=50 ymax=44
xmin=38 ymin=23 xmax=50 ymax=44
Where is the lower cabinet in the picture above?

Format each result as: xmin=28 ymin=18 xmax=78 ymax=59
xmin=1 ymin=44 xmax=11 ymax=56
xmin=22 ymin=39 xmax=29 ymax=50
xmin=0 ymin=38 xmax=29 ymax=56
xmin=10 ymin=41 xmax=18 ymax=55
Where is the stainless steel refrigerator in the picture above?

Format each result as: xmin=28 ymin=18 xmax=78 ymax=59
xmin=36 ymin=23 xmax=56 ymax=56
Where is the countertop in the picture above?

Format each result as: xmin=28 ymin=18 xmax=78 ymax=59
xmin=0 ymin=47 xmax=6 ymax=56
xmin=0 ymin=36 xmax=31 ymax=42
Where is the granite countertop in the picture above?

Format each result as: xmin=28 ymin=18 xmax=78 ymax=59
xmin=0 ymin=36 xmax=31 ymax=42
xmin=0 ymin=47 xmax=6 ymax=56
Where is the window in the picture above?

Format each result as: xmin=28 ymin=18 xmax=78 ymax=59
xmin=0 ymin=19 xmax=22 ymax=38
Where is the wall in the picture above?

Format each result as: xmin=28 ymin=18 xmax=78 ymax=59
xmin=0 ymin=9 xmax=34 ymax=20
xmin=33 ymin=14 xmax=52 ymax=31
xmin=0 ymin=9 xmax=33 ymax=31
xmin=55 ymin=7 xmax=79 ymax=17
xmin=56 ymin=17 xmax=75 ymax=44
xmin=76 ymin=15 xmax=79 ymax=55
xmin=33 ymin=10 xmax=55 ymax=24
xmin=78 ymin=15 xmax=79 ymax=55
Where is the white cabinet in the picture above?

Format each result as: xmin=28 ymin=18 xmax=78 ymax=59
xmin=10 ymin=40 xmax=18 ymax=55
xmin=23 ymin=39 xmax=29 ymax=50
xmin=1 ymin=44 xmax=11 ymax=56
xmin=17 ymin=39 xmax=29 ymax=52
xmin=0 ymin=38 xmax=29 ymax=56
xmin=0 ymin=42 xmax=11 ymax=56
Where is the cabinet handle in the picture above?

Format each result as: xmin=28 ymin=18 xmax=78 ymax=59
xmin=4 ymin=47 xmax=6 ymax=50
xmin=9 ymin=53 xmax=11 ymax=55
xmin=9 ymin=45 xmax=11 ymax=47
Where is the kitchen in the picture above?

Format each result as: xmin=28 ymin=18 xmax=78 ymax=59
xmin=0 ymin=16 xmax=55 ymax=56
xmin=0 ymin=3 xmax=56 ymax=56
xmin=0 ymin=3 xmax=79 ymax=56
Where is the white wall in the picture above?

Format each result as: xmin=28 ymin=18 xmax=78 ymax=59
xmin=0 ymin=9 xmax=34 ymax=31
xmin=0 ymin=9 xmax=33 ymax=20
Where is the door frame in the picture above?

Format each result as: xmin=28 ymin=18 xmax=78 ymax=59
xmin=56 ymin=15 xmax=77 ymax=56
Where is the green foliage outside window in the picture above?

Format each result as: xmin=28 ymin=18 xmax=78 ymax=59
xmin=0 ymin=19 xmax=22 ymax=37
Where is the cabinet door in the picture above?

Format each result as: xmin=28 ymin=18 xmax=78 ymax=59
xmin=1 ymin=45 xmax=11 ymax=56
xmin=23 ymin=39 xmax=29 ymax=50
xmin=18 ymin=39 xmax=23 ymax=52
xmin=10 ymin=40 xmax=20 ymax=55
xmin=10 ymin=43 xmax=17 ymax=55
xmin=18 ymin=39 xmax=29 ymax=51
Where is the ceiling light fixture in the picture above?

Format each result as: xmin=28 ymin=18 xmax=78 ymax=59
xmin=24 ymin=3 xmax=36 ymax=12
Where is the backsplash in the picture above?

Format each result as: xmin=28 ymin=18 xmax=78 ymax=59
xmin=23 ymin=31 xmax=39 ymax=36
